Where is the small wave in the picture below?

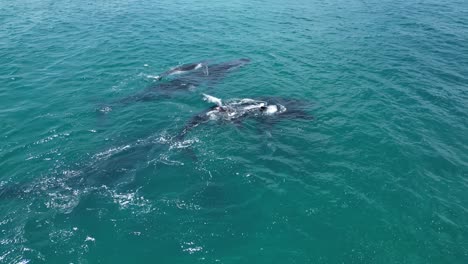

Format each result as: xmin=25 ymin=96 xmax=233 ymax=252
xmin=92 ymin=144 xmax=131 ymax=160
xmin=34 ymin=132 xmax=70 ymax=145
xmin=161 ymin=197 xmax=201 ymax=211
xmin=25 ymin=148 xmax=61 ymax=161
xmin=49 ymin=229 xmax=75 ymax=244
xmin=62 ymin=170 xmax=81 ymax=177
xmin=148 ymin=154 xmax=184 ymax=166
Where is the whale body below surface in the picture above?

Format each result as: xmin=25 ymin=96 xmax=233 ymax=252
xmin=114 ymin=58 xmax=251 ymax=105
xmin=153 ymin=62 xmax=206 ymax=81
xmin=177 ymin=94 xmax=313 ymax=140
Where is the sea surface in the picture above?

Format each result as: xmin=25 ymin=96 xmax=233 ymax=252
xmin=1 ymin=0 xmax=468 ymax=263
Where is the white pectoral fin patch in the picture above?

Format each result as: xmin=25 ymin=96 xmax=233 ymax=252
xmin=265 ymin=105 xmax=286 ymax=115
xmin=202 ymin=94 xmax=223 ymax=106
xmin=264 ymin=105 xmax=277 ymax=115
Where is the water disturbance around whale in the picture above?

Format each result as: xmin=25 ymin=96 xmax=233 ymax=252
xmin=1 ymin=0 xmax=468 ymax=263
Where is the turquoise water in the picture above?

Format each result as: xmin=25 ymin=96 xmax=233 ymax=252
xmin=1 ymin=0 xmax=468 ymax=262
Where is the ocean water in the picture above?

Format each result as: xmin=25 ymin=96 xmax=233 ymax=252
xmin=1 ymin=0 xmax=468 ymax=263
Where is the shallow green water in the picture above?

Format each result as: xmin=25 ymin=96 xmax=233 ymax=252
xmin=1 ymin=0 xmax=468 ymax=263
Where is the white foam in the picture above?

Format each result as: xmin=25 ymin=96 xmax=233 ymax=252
xmin=99 ymin=106 xmax=112 ymax=114
xmin=93 ymin=145 xmax=131 ymax=160
xmin=45 ymin=187 xmax=81 ymax=213
xmin=169 ymin=138 xmax=199 ymax=150
xmin=146 ymin=74 xmax=160 ymax=79
xmin=105 ymin=189 xmax=153 ymax=213
xmin=181 ymin=242 xmax=203 ymax=254
xmin=34 ymin=132 xmax=70 ymax=145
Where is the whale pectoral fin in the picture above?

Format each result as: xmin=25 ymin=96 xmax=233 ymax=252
xmin=202 ymin=94 xmax=223 ymax=106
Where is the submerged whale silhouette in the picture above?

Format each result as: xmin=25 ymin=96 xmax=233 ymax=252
xmin=2 ymin=95 xmax=311 ymax=202
xmin=177 ymin=94 xmax=313 ymax=140
xmin=115 ymin=58 xmax=251 ymax=105
xmin=0 ymin=140 xmax=164 ymax=201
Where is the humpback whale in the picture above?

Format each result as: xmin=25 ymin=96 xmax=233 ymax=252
xmin=113 ymin=58 xmax=251 ymax=106
xmin=177 ymin=94 xmax=313 ymax=140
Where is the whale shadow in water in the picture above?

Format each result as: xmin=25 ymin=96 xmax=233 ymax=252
xmin=0 ymin=138 xmax=185 ymax=203
xmin=107 ymin=58 xmax=251 ymax=107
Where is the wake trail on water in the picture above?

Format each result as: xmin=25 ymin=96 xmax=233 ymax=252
xmin=0 ymin=127 xmax=213 ymax=263
xmin=0 ymin=131 xmax=200 ymax=208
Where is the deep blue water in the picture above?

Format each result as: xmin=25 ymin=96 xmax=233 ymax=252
xmin=1 ymin=0 xmax=468 ymax=263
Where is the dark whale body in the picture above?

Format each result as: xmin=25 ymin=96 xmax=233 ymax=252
xmin=0 ymin=141 xmax=160 ymax=201
xmin=115 ymin=58 xmax=251 ymax=105
xmin=177 ymin=96 xmax=313 ymax=140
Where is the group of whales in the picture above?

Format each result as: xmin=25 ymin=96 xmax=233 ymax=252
xmin=0 ymin=58 xmax=313 ymax=201
xmin=114 ymin=58 xmax=314 ymax=139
